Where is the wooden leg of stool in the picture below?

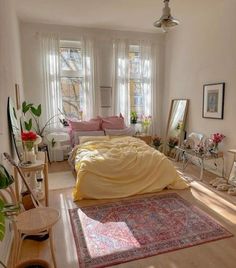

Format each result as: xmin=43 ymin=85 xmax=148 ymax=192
xmin=11 ymin=222 xmax=20 ymax=267
xmin=15 ymin=231 xmax=23 ymax=266
xmin=49 ymin=229 xmax=57 ymax=268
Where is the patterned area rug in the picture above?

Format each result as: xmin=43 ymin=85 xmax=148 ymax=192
xmin=69 ymin=193 xmax=233 ymax=268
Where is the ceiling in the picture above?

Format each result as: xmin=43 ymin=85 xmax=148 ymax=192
xmin=15 ymin=0 xmax=187 ymax=33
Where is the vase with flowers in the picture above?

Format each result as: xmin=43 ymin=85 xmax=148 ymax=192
xmin=152 ymin=136 xmax=162 ymax=150
xmin=21 ymin=131 xmax=37 ymax=163
xmin=212 ymin=133 xmax=225 ymax=153
xmin=141 ymin=115 xmax=152 ymax=134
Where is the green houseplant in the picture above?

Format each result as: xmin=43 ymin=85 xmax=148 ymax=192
xmin=0 ymin=164 xmax=20 ymax=268
xmin=130 ymin=111 xmax=138 ymax=124
xmin=22 ymin=101 xmax=58 ymax=137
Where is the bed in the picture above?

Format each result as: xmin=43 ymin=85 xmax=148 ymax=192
xmin=69 ymin=136 xmax=188 ymax=200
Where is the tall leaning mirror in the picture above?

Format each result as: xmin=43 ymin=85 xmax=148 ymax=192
xmin=7 ymin=97 xmax=23 ymax=161
xmin=165 ymin=99 xmax=189 ymax=156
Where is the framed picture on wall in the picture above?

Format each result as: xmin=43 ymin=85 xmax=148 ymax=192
xmin=100 ymin=86 xmax=112 ymax=108
xmin=202 ymin=82 xmax=225 ymax=119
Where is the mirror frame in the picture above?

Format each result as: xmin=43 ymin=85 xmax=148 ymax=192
xmin=165 ymin=99 xmax=189 ymax=154
xmin=7 ymin=97 xmax=22 ymax=161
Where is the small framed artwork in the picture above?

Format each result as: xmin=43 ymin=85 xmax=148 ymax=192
xmin=202 ymin=82 xmax=225 ymax=119
xmin=100 ymin=86 xmax=112 ymax=108
xmin=15 ymin=83 xmax=21 ymax=110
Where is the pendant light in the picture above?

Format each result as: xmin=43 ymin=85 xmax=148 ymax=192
xmin=153 ymin=0 xmax=179 ymax=32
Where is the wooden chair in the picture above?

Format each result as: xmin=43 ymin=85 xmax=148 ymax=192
xmin=3 ymin=153 xmax=60 ymax=268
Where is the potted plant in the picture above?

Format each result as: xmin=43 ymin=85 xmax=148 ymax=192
xmin=130 ymin=111 xmax=138 ymax=124
xmin=0 ymin=164 xmax=20 ymax=268
xmin=22 ymin=101 xmax=58 ymax=137
xmin=152 ymin=136 xmax=162 ymax=150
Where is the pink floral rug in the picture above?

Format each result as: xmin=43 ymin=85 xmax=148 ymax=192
xmin=69 ymin=193 xmax=233 ymax=268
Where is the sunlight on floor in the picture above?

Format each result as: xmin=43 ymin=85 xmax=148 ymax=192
xmin=191 ymin=181 xmax=236 ymax=224
xmin=79 ymin=209 xmax=141 ymax=258
xmin=59 ymin=194 xmax=78 ymax=265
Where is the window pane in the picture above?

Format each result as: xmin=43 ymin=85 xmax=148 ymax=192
xmin=129 ymin=45 xmax=144 ymax=120
xmin=60 ymin=77 xmax=83 ymax=117
xmin=129 ymin=79 xmax=144 ymax=119
xmin=60 ymin=47 xmax=82 ymax=73
xmin=129 ymin=51 xmax=141 ymax=79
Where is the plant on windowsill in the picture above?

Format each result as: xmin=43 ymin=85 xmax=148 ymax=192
xmin=141 ymin=115 xmax=152 ymax=134
xmin=130 ymin=111 xmax=138 ymax=124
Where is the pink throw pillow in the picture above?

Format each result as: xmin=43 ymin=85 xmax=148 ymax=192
xmin=69 ymin=120 xmax=101 ymax=131
xmin=101 ymin=115 xmax=126 ymax=130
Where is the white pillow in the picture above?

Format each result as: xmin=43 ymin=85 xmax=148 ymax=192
xmin=105 ymin=127 xmax=135 ymax=136
xmin=79 ymin=136 xmax=110 ymax=144
xmin=73 ymin=130 xmax=105 ymax=145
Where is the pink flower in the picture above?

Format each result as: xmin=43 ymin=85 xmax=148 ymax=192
xmin=212 ymin=133 xmax=225 ymax=144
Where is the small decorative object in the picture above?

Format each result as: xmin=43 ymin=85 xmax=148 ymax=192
xmin=211 ymin=133 xmax=225 ymax=153
xmin=168 ymin=137 xmax=179 ymax=149
xmin=21 ymin=131 xmax=37 ymax=163
xmin=194 ymin=143 xmax=205 ymax=156
xmin=59 ymin=118 xmax=69 ymax=127
xmin=141 ymin=115 xmax=152 ymax=134
xmin=182 ymin=137 xmax=195 ymax=149
xmin=203 ymin=83 xmax=225 ymax=119
xmin=152 ymin=136 xmax=162 ymax=150
xmin=51 ymin=138 xmax=56 ymax=148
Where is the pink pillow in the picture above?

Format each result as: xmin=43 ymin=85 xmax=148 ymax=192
xmin=69 ymin=120 xmax=101 ymax=131
xmin=101 ymin=115 xmax=126 ymax=130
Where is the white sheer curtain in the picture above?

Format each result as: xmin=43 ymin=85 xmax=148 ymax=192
xmin=81 ymin=37 xmax=97 ymax=120
xmin=112 ymin=39 xmax=130 ymax=125
xmin=140 ymin=41 xmax=158 ymax=135
xmin=40 ymin=33 xmax=62 ymax=128
xmin=113 ymin=39 xmax=158 ymax=133
xmin=40 ymin=34 xmax=96 ymax=125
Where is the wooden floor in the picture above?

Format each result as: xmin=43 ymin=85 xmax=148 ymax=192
xmin=13 ymin=161 xmax=236 ymax=268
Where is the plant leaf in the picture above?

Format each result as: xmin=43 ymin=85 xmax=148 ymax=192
xmin=22 ymin=101 xmax=33 ymax=115
xmin=0 ymin=199 xmax=4 ymax=210
xmin=31 ymin=104 xmax=41 ymax=117
xmin=24 ymin=118 xmax=32 ymax=131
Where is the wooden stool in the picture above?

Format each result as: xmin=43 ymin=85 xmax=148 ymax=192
xmin=14 ymin=207 xmax=60 ymax=268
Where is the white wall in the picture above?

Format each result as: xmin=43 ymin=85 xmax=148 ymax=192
xmin=0 ymin=0 xmax=24 ymax=263
xmin=164 ymin=0 xmax=236 ymax=173
xmin=20 ymin=22 xmax=165 ymax=134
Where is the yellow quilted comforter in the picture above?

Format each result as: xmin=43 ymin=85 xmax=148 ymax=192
xmin=72 ymin=136 xmax=188 ymax=200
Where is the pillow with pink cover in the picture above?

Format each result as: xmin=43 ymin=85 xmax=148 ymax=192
xmin=69 ymin=120 xmax=101 ymax=131
xmin=101 ymin=114 xmax=126 ymax=130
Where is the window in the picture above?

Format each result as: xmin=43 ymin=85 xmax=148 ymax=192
xmin=128 ymin=45 xmax=145 ymax=121
xmin=60 ymin=41 xmax=83 ymax=118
